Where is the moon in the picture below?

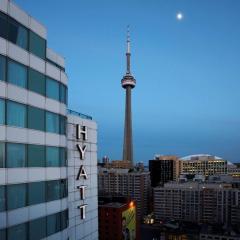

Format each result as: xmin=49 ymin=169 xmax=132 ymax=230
xmin=176 ymin=12 xmax=184 ymax=21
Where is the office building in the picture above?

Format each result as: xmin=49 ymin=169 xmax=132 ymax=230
xmin=154 ymin=181 xmax=240 ymax=226
xmin=98 ymin=167 xmax=150 ymax=219
xmin=149 ymin=155 xmax=180 ymax=187
xmin=0 ymin=1 xmax=98 ymax=239
xmin=180 ymin=154 xmax=228 ymax=176
xmin=98 ymin=196 xmax=137 ymax=240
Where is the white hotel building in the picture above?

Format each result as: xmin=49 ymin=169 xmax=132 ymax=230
xmin=0 ymin=0 xmax=98 ymax=239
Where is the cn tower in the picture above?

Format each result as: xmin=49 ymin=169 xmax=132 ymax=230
xmin=121 ymin=27 xmax=136 ymax=165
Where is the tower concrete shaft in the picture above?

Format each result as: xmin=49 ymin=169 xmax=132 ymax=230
xmin=121 ymin=27 xmax=136 ymax=165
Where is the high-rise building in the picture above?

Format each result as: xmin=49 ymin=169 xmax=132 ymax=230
xmin=0 ymin=1 xmax=98 ymax=239
xmin=180 ymin=154 xmax=228 ymax=176
xmin=149 ymin=155 xmax=180 ymax=187
xmin=121 ymin=27 xmax=136 ymax=165
xmin=98 ymin=196 xmax=137 ymax=240
xmin=98 ymin=167 xmax=150 ymax=219
xmin=154 ymin=181 xmax=240 ymax=226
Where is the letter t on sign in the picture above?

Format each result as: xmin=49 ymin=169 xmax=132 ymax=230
xmin=77 ymin=125 xmax=87 ymax=141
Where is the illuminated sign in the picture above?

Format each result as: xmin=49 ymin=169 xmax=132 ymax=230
xmin=122 ymin=204 xmax=136 ymax=240
xmin=76 ymin=124 xmax=88 ymax=219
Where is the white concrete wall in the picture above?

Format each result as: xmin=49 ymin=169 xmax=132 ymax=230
xmin=67 ymin=115 xmax=98 ymax=240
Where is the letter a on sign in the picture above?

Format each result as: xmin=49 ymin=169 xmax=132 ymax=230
xmin=76 ymin=165 xmax=88 ymax=180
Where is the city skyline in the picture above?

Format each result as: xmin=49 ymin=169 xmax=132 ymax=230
xmin=14 ymin=0 xmax=240 ymax=164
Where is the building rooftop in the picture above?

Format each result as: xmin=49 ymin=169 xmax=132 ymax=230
xmin=67 ymin=109 xmax=92 ymax=120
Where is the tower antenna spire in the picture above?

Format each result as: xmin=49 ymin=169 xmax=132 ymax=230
xmin=127 ymin=25 xmax=130 ymax=54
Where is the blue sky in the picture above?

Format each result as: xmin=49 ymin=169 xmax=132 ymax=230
xmin=15 ymin=0 xmax=240 ymax=164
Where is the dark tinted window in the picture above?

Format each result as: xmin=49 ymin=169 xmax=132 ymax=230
xmin=0 ymin=142 xmax=5 ymax=168
xmin=0 ymin=55 xmax=6 ymax=82
xmin=60 ymin=115 xmax=66 ymax=135
xmin=6 ymin=143 xmax=26 ymax=168
xmin=0 ymin=12 xmax=7 ymax=39
xmin=8 ymin=18 xmax=28 ymax=49
xmin=47 ymin=180 xmax=60 ymax=201
xmin=46 ymin=111 xmax=59 ymax=134
xmin=8 ymin=223 xmax=27 ymax=240
xmin=29 ymin=31 xmax=46 ymax=59
xmin=46 ymin=78 xmax=60 ymax=101
xmin=60 ymin=84 xmax=67 ymax=104
xmin=7 ymin=101 xmax=26 ymax=128
xmin=47 ymin=212 xmax=61 ymax=236
xmin=61 ymin=210 xmax=68 ymax=230
xmin=28 ymin=68 xmax=45 ymax=95
xmin=0 ymin=185 xmax=5 ymax=212
xmin=28 ymin=144 xmax=45 ymax=167
xmin=8 ymin=60 xmax=27 ymax=88
xmin=60 ymin=179 xmax=67 ymax=198
xmin=0 ymin=98 xmax=5 ymax=125
xmin=28 ymin=106 xmax=45 ymax=131
xmin=29 ymin=217 xmax=46 ymax=240
xmin=28 ymin=181 xmax=45 ymax=205
xmin=46 ymin=146 xmax=59 ymax=167
xmin=60 ymin=148 xmax=67 ymax=167
xmin=7 ymin=184 xmax=27 ymax=210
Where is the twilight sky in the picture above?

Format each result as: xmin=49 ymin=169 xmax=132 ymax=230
xmin=15 ymin=0 xmax=240 ymax=164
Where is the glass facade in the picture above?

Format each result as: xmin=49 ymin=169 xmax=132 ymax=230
xmin=0 ymin=12 xmax=7 ymax=39
xmin=6 ymin=143 xmax=26 ymax=168
xmin=28 ymin=181 xmax=45 ymax=205
xmin=7 ymin=101 xmax=26 ymax=128
xmin=0 ymin=55 xmax=6 ymax=82
xmin=46 ymin=111 xmax=59 ymax=134
xmin=0 ymin=142 xmax=4 ymax=168
xmin=8 ymin=18 xmax=28 ymax=50
xmin=0 ymin=142 xmax=66 ymax=168
xmin=7 ymin=183 xmax=27 ymax=210
xmin=28 ymin=68 xmax=45 ymax=95
xmin=28 ymin=106 xmax=45 ymax=131
xmin=0 ymin=210 xmax=68 ymax=240
xmin=0 ymin=54 xmax=67 ymax=103
xmin=8 ymin=223 xmax=27 ymax=240
xmin=1 ymin=180 xmax=67 ymax=212
xmin=0 ymin=186 xmax=5 ymax=211
xmin=28 ymin=144 xmax=45 ymax=167
xmin=29 ymin=31 xmax=46 ymax=59
xmin=46 ymin=78 xmax=60 ymax=101
xmin=0 ymin=98 xmax=5 ymax=125
xmin=8 ymin=60 xmax=27 ymax=88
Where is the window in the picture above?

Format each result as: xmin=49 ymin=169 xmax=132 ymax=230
xmin=8 ymin=18 xmax=28 ymax=50
xmin=46 ymin=146 xmax=59 ymax=167
xmin=8 ymin=60 xmax=27 ymax=88
xmin=6 ymin=143 xmax=26 ymax=168
xmin=46 ymin=111 xmax=59 ymax=134
xmin=29 ymin=31 xmax=46 ymax=59
xmin=28 ymin=68 xmax=45 ymax=95
xmin=47 ymin=212 xmax=61 ymax=236
xmin=7 ymin=101 xmax=26 ymax=128
xmin=29 ymin=217 xmax=46 ymax=240
xmin=60 ymin=148 xmax=67 ymax=167
xmin=60 ymin=179 xmax=67 ymax=198
xmin=46 ymin=78 xmax=60 ymax=101
xmin=0 ymin=12 xmax=7 ymax=39
xmin=0 ymin=186 xmax=5 ymax=212
xmin=0 ymin=98 xmax=5 ymax=125
xmin=28 ymin=106 xmax=45 ymax=131
xmin=0 ymin=229 xmax=6 ymax=240
xmin=7 ymin=223 xmax=27 ymax=240
xmin=7 ymin=184 xmax=27 ymax=210
xmin=46 ymin=180 xmax=60 ymax=201
xmin=60 ymin=84 xmax=67 ymax=104
xmin=61 ymin=210 xmax=68 ymax=230
xmin=60 ymin=115 xmax=66 ymax=135
xmin=0 ymin=142 xmax=5 ymax=168
xmin=0 ymin=55 xmax=6 ymax=81
xmin=28 ymin=181 xmax=45 ymax=205
xmin=28 ymin=144 xmax=45 ymax=167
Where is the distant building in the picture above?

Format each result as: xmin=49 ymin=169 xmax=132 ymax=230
xmin=154 ymin=181 xmax=240 ymax=225
xmin=149 ymin=155 xmax=180 ymax=187
xmin=180 ymin=154 xmax=228 ymax=176
xmin=98 ymin=196 xmax=138 ymax=240
xmin=98 ymin=167 xmax=150 ymax=219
